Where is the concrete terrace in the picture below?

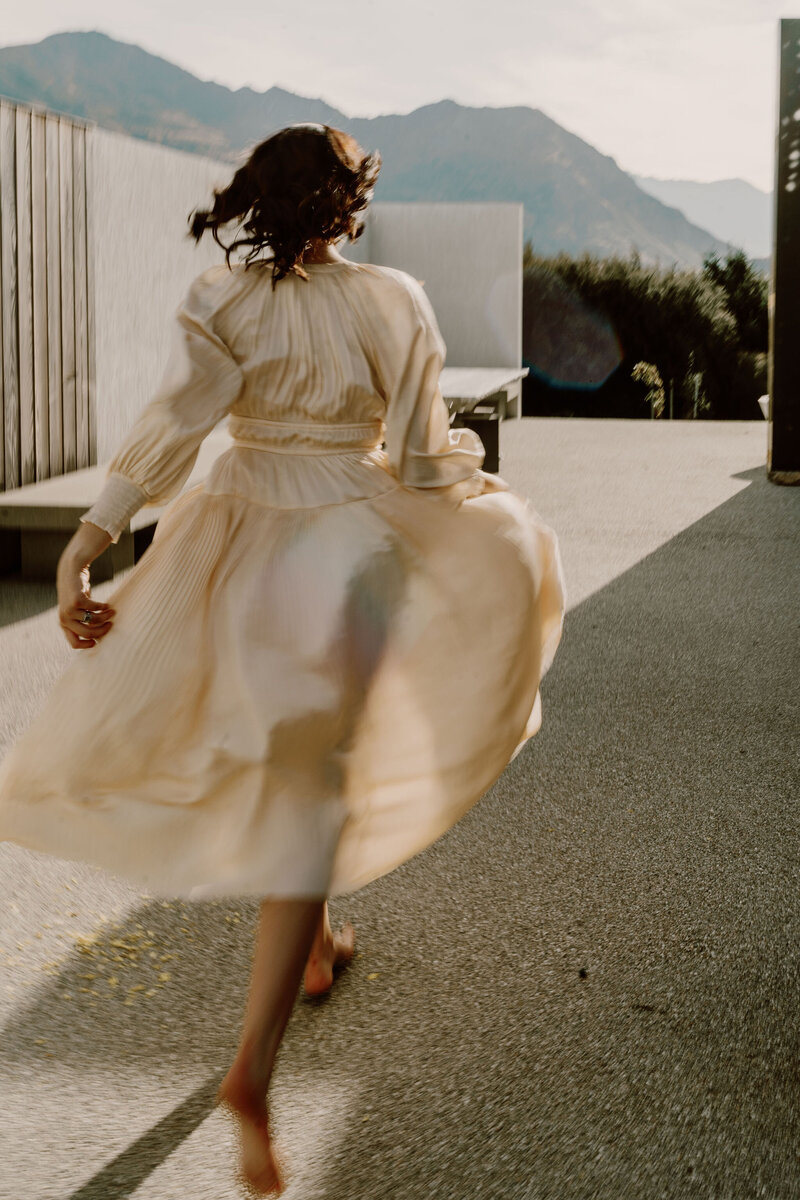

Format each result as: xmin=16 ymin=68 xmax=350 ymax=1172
xmin=0 ymin=418 xmax=798 ymax=1199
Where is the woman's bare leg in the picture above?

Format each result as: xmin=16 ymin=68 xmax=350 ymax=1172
xmin=219 ymin=897 xmax=324 ymax=1195
xmin=303 ymin=901 xmax=356 ymax=996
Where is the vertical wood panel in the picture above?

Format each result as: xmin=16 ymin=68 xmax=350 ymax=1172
xmin=0 ymin=107 xmax=4 ymax=490
xmin=59 ymin=118 xmax=76 ymax=473
xmin=0 ymin=100 xmax=96 ymax=492
xmin=72 ymin=123 xmax=90 ymax=469
xmin=31 ymin=111 xmax=49 ymax=480
xmin=0 ymin=103 xmax=19 ymax=491
xmin=45 ymin=114 xmax=63 ymax=476
xmin=15 ymin=106 xmax=35 ymax=485
xmin=85 ymin=125 xmax=96 ymax=466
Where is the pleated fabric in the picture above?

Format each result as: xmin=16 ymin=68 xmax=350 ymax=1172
xmin=0 ymin=259 xmax=565 ymax=899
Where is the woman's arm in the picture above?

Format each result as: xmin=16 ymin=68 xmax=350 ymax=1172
xmin=77 ymin=266 xmax=245 ymax=543
xmin=379 ymin=273 xmax=488 ymax=503
xmin=62 ymin=520 xmax=112 ymax=569
xmin=56 ymin=267 xmax=245 ymax=647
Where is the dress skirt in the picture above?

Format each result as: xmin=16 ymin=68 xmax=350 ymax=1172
xmin=0 ymin=470 xmax=564 ymax=900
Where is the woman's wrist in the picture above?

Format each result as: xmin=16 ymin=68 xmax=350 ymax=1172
xmin=59 ymin=522 xmax=113 ymax=573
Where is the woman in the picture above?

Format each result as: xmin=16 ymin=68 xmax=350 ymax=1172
xmin=0 ymin=123 xmax=565 ymax=1195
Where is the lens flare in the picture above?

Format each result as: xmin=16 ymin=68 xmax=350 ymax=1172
xmin=523 ymin=266 xmax=623 ymax=390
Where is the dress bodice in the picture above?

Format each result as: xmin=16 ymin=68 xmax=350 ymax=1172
xmin=80 ymin=259 xmax=489 ymax=542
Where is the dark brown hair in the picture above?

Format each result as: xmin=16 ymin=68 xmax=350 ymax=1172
xmin=188 ymin=123 xmax=381 ymax=288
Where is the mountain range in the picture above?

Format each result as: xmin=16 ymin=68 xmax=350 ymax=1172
xmin=634 ymin=176 xmax=772 ymax=261
xmin=0 ymin=30 xmax=761 ymax=268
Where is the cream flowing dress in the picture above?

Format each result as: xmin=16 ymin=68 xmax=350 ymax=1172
xmin=0 ymin=259 xmax=565 ymax=900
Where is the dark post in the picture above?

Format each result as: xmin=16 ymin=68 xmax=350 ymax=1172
xmin=768 ymin=19 xmax=800 ymax=484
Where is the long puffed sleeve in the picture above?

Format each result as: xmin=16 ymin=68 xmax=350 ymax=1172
xmin=379 ymin=272 xmax=489 ymax=503
xmin=80 ymin=268 xmax=245 ymax=543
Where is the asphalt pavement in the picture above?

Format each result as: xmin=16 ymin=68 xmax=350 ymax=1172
xmin=1 ymin=418 xmax=798 ymax=1200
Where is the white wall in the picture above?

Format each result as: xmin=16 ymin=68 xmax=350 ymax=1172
xmin=87 ymin=130 xmax=524 ymax=462
xmin=346 ymin=202 xmax=524 ymax=368
xmin=89 ymin=128 xmax=231 ymax=459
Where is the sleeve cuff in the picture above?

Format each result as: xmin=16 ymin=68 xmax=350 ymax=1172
xmin=400 ymin=427 xmax=486 ymax=490
xmin=79 ymin=472 xmax=151 ymax=544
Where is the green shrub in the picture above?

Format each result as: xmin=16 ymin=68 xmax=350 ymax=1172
xmin=522 ymin=245 xmax=767 ymax=419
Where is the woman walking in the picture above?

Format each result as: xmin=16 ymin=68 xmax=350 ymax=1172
xmin=0 ymin=123 xmax=564 ymax=1194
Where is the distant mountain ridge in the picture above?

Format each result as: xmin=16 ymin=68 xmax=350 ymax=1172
xmin=0 ymin=30 xmax=733 ymax=267
xmin=634 ymin=176 xmax=773 ymax=260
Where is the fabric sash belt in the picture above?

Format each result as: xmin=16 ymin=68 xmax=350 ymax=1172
xmin=227 ymin=413 xmax=386 ymax=455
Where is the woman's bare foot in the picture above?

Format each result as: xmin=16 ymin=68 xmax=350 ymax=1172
xmin=218 ymin=1062 xmax=284 ymax=1196
xmin=303 ymin=919 xmax=356 ymax=996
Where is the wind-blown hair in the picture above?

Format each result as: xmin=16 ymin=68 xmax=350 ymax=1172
xmin=189 ymin=123 xmax=382 ymax=288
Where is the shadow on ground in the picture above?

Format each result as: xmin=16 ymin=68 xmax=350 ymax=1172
xmin=1 ymin=465 xmax=798 ymax=1199
xmin=0 ymin=579 xmax=58 ymax=629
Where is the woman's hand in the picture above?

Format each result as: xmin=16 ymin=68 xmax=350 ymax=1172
xmin=56 ymin=522 xmax=117 ymax=650
xmin=474 ymin=468 xmax=511 ymax=494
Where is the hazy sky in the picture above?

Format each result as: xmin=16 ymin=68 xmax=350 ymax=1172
xmin=3 ymin=1 xmax=789 ymax=191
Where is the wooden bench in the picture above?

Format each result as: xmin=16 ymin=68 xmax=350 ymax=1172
xmin=442 ymin=366 xmax=528 ymax=473
xmin=441 ymin=367 xmax=526 ymax=422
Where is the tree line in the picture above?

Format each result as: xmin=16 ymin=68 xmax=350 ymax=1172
xmin=521 ymin=244 xmax=768 ymax=420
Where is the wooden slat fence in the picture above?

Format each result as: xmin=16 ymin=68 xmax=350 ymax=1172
xmin=0 ymin=98 xmax=95 ymax=492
